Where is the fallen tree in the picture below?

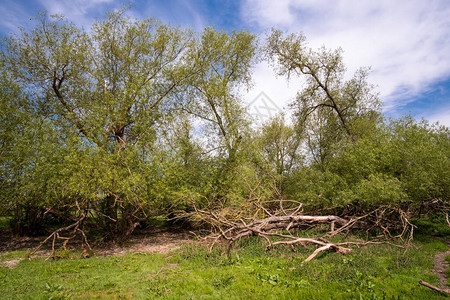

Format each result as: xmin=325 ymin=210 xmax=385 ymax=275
xmin=185 ymin=200 xmax=408 ymax=264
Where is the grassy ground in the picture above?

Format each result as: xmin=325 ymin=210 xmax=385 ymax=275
xmin=0 ymin=232 xmax=448 ymax=299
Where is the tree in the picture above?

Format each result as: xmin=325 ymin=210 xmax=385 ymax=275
xmin=2 ymin=9 xmax=447 ymax=243
xmin=286 ymin=116 xmax=449 ymax=215
xmin=386 ymin=118 xmax=449 ymax=205
xmin=265 ymin=30 xmax=380 ymax=166
xmin=1 ymin=9 xmax=195 ymax=237
xmin=0 ymin=67 xmax=79 ymax=235
xmin=181 ymin=27 xmax=257 ymax=204
xmin=253 ymin=115 xmax=302 ymax=198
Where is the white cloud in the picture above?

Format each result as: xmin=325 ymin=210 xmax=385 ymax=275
xmin=244 ymin=61 xmax=298 ymax=111
xmin=242 ymin=0 xmax=294 ymax=27
xmin=241 ymin=0 xmax=450 ymax=119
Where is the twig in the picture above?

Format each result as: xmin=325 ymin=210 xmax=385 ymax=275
xmin=88 ymin=209 xmax=117 ymax=222
xmin=326 ymin=209 xmax=378 ymax=238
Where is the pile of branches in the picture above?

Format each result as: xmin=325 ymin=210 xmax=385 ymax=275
xmin=187 ymin=200 xmax=410 ymax=264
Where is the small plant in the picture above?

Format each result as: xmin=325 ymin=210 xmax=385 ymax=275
xmin=212 ymin=274 xmax=234 ymax=288
xmin=44 ymin=282 xmax=67 ymax=299
xmin=343 ymin=257 xmax=354 ymax=265
xmin=353 ymin=270 xmax=376 ymax=293
xmin=55 ymin=247 xmax=73 ymax=259
xmin=45 ymin=282 xmax=63 ymax=292
xmin=257 ymin=273 xmax=280 ymax=285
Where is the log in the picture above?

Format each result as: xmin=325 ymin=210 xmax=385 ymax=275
xmin=229 ymin=215 xmax=349 ymax=234
xmin=255 ymin=215 xmax=348 ymax=226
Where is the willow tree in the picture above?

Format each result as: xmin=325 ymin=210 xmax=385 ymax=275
xmin=265 ymin=30 xmax=380 ymax=166
xmin=0 ymin=61 xmax=84 ymax=235
xmin=255 ymin=115 xmax=302 ymax=198
xmin=181 ymin=27 xmax=257 ymax=204
xmin=2 ymin=10 xmax=195 ymax=237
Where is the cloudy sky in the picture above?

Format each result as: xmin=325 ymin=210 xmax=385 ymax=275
xmin=1 ymin=0 xmax=449 ymax=126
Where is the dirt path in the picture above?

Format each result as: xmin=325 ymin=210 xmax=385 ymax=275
xmin=434 ymin=249 xmax=450 ymax=290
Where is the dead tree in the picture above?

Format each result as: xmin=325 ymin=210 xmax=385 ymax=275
xmin=188 ymin=200 xmax=406 ymax=264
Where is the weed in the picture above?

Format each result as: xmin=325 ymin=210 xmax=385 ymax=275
xmin=257 ymin=273 xmax=280 ymax=285
xmin=212 ymin=274 xmax=234 ymax=288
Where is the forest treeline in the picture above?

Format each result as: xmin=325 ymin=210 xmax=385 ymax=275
xmin=0 ymin=9 xmax=448 ymax=240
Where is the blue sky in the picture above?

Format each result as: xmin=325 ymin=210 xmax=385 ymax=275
xmin=1 ymin=0 xmax=449 ymax=126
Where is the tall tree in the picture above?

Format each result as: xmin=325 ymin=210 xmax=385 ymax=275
xmin=265 ymin=30 xmax=380 ymax=146
xmin=1 ymin=9 xmax=195 ymax=237
xmin=182 ymin=27 xmax=257 ymax=203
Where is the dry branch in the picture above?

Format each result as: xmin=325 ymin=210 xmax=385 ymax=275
xmin=190 ymin=206 xmax=363 ymax=263
xmin=419 ymin=280 xmax=450 ymax=294
xmin=29 ymin=205 xmax=91 ymax=260
xmin=270 ymin=237 xmax=353 ymax=264
xmin=187 ymin=200 xmax=409 ymax=264
xmin=303 ymin=244 xmax=352 ymax=264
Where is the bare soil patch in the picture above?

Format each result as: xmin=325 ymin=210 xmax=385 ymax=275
xmin=95 ymin=227 xmax=194 ymax=256
xmin=0 ymin=259 xmax=23 ymax=268
xmin=0 ymin=229 xmax=46 ymax=253
xmin=0 ymin=226 xmax=196 ymax=259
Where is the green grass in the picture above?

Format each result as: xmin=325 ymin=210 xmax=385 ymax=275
xmin=0 ymin=234 xmax=448 ymax=299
